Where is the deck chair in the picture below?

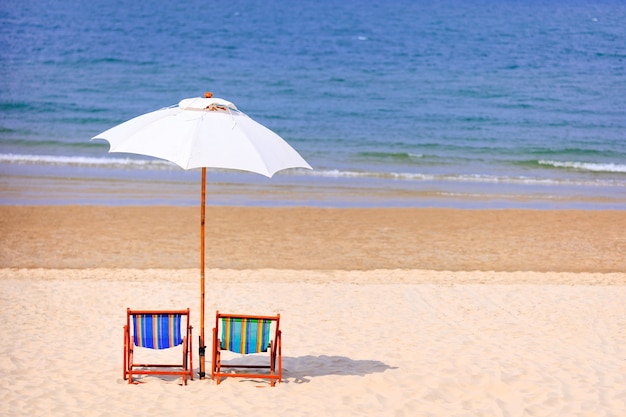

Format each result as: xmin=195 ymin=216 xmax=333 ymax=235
xmin=211 ymin=311 xmax=282 ymax=386
xmin=123 ymin=308 xmax=193 ymax=385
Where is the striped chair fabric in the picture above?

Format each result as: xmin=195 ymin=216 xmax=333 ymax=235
xmin=132 ymin=313 xmax=183 ymax=349
xmin=220 ymin=317 xmax=272 ymax=354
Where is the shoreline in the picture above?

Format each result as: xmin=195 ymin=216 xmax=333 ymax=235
xmin=1 ymin=205 xmax=624 ymax=272
xmin=2 ymin=167 xmax=625 ymax=210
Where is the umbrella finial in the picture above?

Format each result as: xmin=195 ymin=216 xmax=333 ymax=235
xmin=204 ymin=91 xmax=213 ymax=98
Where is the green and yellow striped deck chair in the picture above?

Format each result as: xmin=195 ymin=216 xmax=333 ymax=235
xmin=123 ymin=308 xmax=193 ymax=385
xmin=211 ymin=311 xmax=282 ymax=386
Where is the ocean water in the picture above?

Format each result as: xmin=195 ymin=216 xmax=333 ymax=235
xmin=1 ymin=0 xmax=625 ymax=208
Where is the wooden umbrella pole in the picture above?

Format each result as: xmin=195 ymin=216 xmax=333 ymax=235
xmin=199 ymin=167 xmax=206 ymax=379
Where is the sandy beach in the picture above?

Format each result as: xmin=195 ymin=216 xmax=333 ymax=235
xmin=1 ymin=206 xmax=625 ymax=416
xmin=2 ymin=206 xmax=625 ymax=272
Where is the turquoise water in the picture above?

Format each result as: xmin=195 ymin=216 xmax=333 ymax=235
xmin=1 ymin=0 xmax=625 ymax=208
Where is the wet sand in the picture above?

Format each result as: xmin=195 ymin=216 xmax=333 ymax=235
xmin=1 ymin=206 xmax=625 ymax=272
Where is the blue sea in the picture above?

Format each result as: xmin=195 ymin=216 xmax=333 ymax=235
xmin=1 ymin=0 xmax=625 ymax=208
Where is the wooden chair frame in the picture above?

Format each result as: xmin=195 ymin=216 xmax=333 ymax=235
xmin=123 ymin=308 xmax=193 ymax=385
xmin=211 ymin=311 xmax=282 ymax=386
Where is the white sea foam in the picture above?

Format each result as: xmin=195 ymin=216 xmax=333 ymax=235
xmin=538 ymin=160 xmax=626 ymax=173
xmin=0 ymin=153 xmax=174 ymax=169
xmin=307 ymin=168 xmax=624 ymax=187
xmin=2 ymin=154 xmax=624 ymax=189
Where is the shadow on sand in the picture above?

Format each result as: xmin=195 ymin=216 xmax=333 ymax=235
xmin=123 ymin=355 xmax=396 ymax=385
xmin=282 ymin=355 xmax=397 ymax=384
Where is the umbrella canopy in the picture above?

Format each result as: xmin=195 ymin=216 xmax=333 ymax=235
xmin=94 ymin=96 xmax=311 ymax=177
xmin=92 ymin=93 xmax=311 ymax=379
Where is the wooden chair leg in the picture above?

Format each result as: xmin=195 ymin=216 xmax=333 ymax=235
xmin=127 ymin=336 xmax=135 ymax=384
xmin=181 ymin=337 xmax=187 ymax=385
xmin=123 ymin=325 xmax=128 ymax=380
xmin=216 ymin=350 xmax=221 ymax=385
xmin=277 ymin=331 xmax=282 ymax=384
xmin=188 ymin=327 xmax=193 ymax=381
xmin=211 ymin=328 xmax=216 ymax=380
xmin=269 ymin=341 xmax=275 ymax=387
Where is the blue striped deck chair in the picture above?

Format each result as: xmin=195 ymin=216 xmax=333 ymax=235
xmin=211 ymin=311 xmax=282 ymax=386
xmin=123 ymin=308 xmax=193 ymax=385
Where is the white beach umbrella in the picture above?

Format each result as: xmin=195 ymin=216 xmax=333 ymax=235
xmin=92 ymin=93 xmax=311 ymax=379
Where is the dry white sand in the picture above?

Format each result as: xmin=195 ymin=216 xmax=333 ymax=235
xmin=1 ymin=268 xmax=625 ymax=417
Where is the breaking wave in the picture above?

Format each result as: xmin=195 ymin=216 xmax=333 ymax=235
xmin=0 ymin=153 xmax=175 ymax=169
xmin=3 ymin=153 xmax=624 ymax=188
xmin=308 ymin=168 xmax=624 ymax=187
xmin=538 ymin=160 xmax=626 ymax=173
